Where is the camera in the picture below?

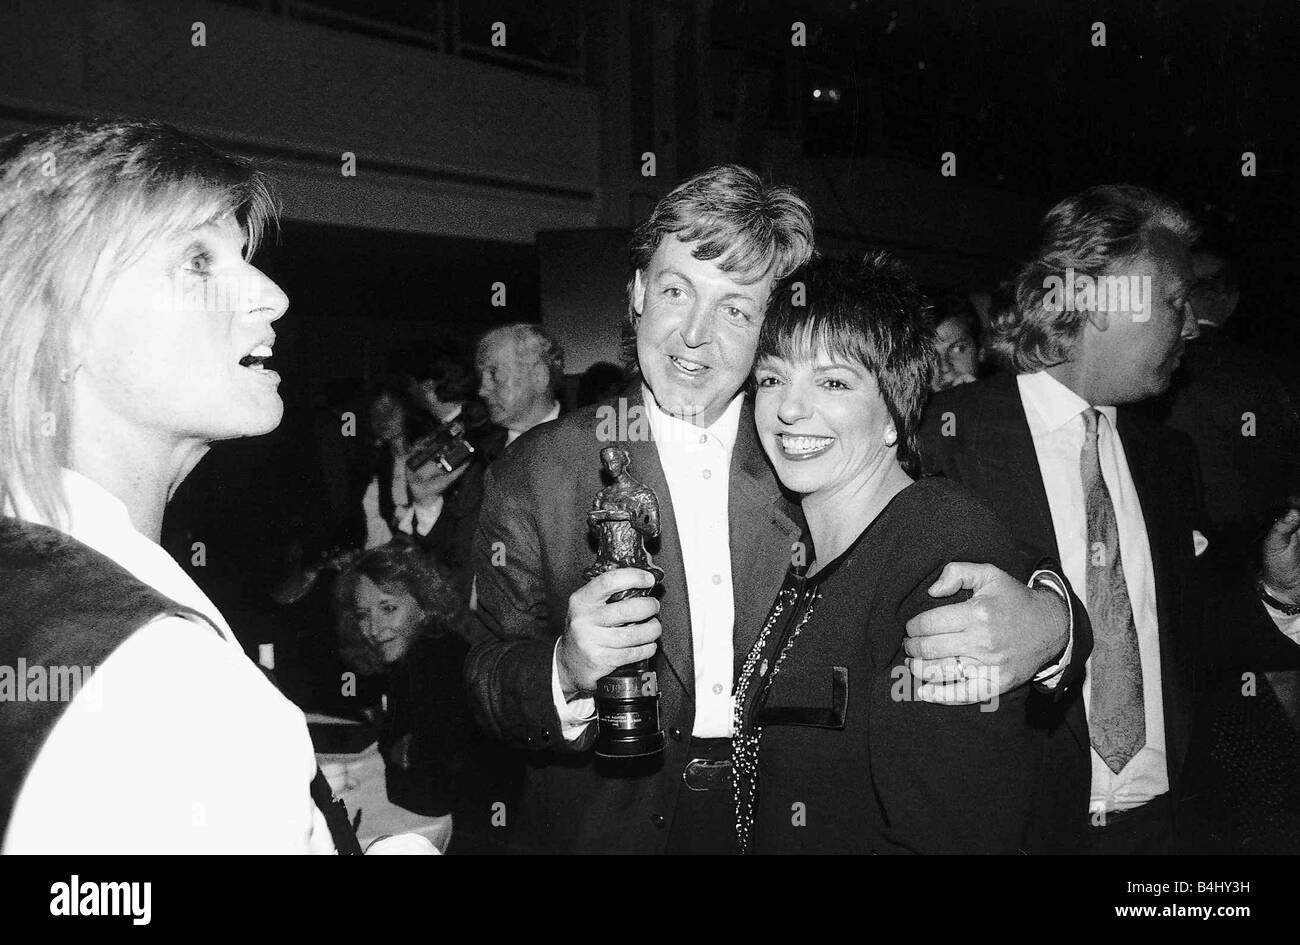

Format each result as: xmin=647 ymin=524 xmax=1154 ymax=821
xmin=406 ymin=419 xmax=475 ymax=476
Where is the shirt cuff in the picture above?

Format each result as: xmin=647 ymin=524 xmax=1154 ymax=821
xmin=551 ymin=640 xmax=596 ymax=742
xmin=1029 ymin=568 xmax=1073 ymax=689
xmin=1261 ymin=582 xmax=1300 ymax=644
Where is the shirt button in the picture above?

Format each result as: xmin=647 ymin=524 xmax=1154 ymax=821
xmin=699 ymin=434 xmax=708 ymax=445
xmin=541 ymin=729 xmax=552 ymax=743
xmin=669 ymin=727 xmax=683 ymax=741
xmin=712 ymin=683 xmax=724 ymax=695
xmin=712 ymin=574 xmax=722 ymax=585
xmin=702 ymin=469 xmax=712 ymax=480
xmin=651 ymin=813 xmax=666 ymax=828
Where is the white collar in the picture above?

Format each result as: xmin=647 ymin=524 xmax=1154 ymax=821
xmin=642 ymin=384 xmax=744 ymax=453
xmin=1017 ymin=371 xmax=1118 ymax=434
xmin=6 ymin=467 xmax=134 ymax=544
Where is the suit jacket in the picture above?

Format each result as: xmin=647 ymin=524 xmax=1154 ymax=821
xmin=919 ymin=372 xmax=1298 ymax=851
xmin=464 ymin=386 xmax=802 ymax=853
xmin=736 ymin=479 xmax=1045 ymax=854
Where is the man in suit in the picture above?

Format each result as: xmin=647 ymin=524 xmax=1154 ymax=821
xmin=920 ymin=184 xmax=1300 ymax=854
xmin=465 ymin=164 xmax=1084 ymax=854
xmin=475 ymin=323 xmax=564 ymax=444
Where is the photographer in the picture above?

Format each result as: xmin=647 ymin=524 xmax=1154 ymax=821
xmin=358 ymin=356 xmax=503 ymax=605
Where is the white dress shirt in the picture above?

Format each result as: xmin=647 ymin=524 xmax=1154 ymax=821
xmin=553 ymin=390 xmax=745 ymax=740
xmin=1017 ymin=371 xmax=1300 ymax=816
xmin=4 ymin=470 xmax=333 ymax=853
xmin=364 ymin=404 xmax=469 ymax=547
xmin=363 ymin=466 xmax=445 ymax=548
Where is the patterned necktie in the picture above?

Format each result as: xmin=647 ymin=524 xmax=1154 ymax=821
xmin=1080 ymin=407 xmax=1146 ymax=774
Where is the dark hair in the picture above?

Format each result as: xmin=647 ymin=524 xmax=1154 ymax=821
xmin=395 ymin=349 xmax=476 ymax=404
xmin=576 ymin=361 xmax=626 ymax=406
xmin=1192 ymin=246 xmax=1238 ymax=297
xmin=757 ymin=252 xmax=934 ymax=476
xmin=333 ymin=543 xmax=466 ymax=645
xmin=993 ymin=184 xmax=1198 ymax=373
xmin=363 ymin=375 xmax=423 ymax=442
xmin=929 ymin=293 xmax=982 ymax=347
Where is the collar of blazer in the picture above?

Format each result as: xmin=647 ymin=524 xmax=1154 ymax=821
xmin=727 ymin=397 xmax=805 ymax=675
xmin=955 ymin=373 xmax=1062 ymax=562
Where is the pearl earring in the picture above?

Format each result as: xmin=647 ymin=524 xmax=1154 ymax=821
xmin=884 ymin=426 xmax=898 ymax=447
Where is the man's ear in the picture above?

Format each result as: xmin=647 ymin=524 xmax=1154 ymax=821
xmin=1086 ymin=308 xmax=1111 ymax=332
xmin=632 ymin=269 xmax=647 ymax=317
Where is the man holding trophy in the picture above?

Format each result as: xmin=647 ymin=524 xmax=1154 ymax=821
xmin=465 ymin=164 xmax=1084 ymax=853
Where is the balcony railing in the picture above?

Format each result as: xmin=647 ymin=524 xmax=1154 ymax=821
xmin=218 ymin=0 xmax=588 ymax=82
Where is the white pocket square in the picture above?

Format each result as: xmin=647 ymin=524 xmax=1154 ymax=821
xmin=1192 ymin=530 xmax=1209 ymax=556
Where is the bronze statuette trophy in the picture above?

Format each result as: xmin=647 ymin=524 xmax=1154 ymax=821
xmin=585 ymin=446 xmax=666 ymax=758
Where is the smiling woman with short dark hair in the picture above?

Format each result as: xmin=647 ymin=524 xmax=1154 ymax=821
xmin=732 ymin=253 xmax=1050 ymax=854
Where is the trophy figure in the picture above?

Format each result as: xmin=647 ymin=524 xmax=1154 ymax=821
xmin=585 ymin=446 xmax=666 ymax=758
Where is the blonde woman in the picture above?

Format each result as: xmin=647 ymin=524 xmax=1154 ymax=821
xmin=0 ymin=120 xmax=426 ymax=854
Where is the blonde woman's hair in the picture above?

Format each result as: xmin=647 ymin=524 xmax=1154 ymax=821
xmin=0 ymin=119 xmax=277 ymax=527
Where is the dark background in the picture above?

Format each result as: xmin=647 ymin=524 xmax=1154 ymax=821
xmin=132 ymin=0 xmax=1299 ymax=643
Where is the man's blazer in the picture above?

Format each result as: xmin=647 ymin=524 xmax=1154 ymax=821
xmin=464 ymin=385 xmax=802 ymax=853
xmin=919 ymin=372 xmax=1297 ymax=850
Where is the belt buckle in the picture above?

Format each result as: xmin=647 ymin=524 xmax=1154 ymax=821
xmin=1091 ymin=802 xmax=1146 ymax=828
xmin=683 ymin=758 xmax=733 ymax=792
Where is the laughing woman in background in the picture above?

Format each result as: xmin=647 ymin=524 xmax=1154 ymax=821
xmin=0 ymin=120 xmax=369 ymax=852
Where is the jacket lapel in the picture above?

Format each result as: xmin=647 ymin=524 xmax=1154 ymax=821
xmin=729 ymin=399 xmax=803 ymax=674
xmin=1115 ymin=409 xmax=1192 ymax=779
xmin=970 ymin=375 xmax=1061 ymax=561
xmin=974 ymin=376 xmax=1092 ymax=749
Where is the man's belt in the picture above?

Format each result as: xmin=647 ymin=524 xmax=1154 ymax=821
xmin=683 ymin=758 xmax=733 ymax=792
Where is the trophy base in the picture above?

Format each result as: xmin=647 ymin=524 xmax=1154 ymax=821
xmin=594 ymin=661 xmax=664 ymax=759
xmin=595 ymin=730 xmax=666 ymax=759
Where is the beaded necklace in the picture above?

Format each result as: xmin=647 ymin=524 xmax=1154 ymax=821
xmin=731 ymin=580 xmax=822 ymax=854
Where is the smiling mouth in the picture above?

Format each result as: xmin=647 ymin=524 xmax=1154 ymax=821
xmin=668 ymin=354 xmax=709 ymax=375
xmin=778 ymin=433 xmax=835 ymax=459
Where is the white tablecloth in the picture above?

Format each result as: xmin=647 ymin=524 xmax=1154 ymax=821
xmin=311 ymin=715 xmax=453 ymax=853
